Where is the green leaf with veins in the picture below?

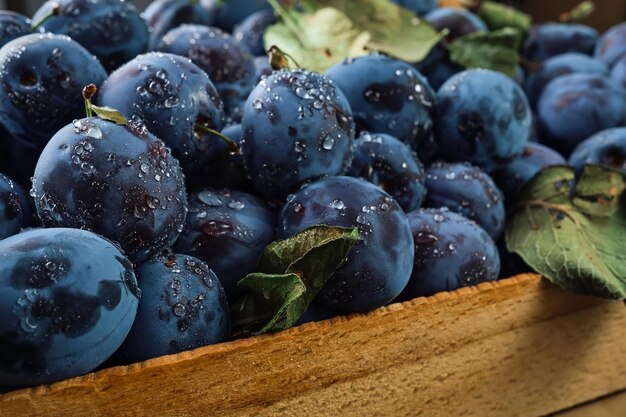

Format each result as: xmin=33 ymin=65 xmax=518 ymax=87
xmin=89 ymin=104 xmax=127 ymax=125
xmin=231 ymin=225 xmax=359 ymax=335
xmin=506 ymin=165 xmax=626 ymax=299
xmin=264 ymin=7 xmax=370 ymax=72
xmin=263 ymin=0 xmax=444 ymax=72
xmin=449 ymin=27 xmax=523 ymax=77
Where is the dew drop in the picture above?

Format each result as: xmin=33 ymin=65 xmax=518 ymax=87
xmin=228 ymin=200 xmax=245 ymax=210
xmin=322 ymin=136 xmax=335 ymax=150
xmin=173 ymin=303 xmax=186 ymax=317
xmin=329 ymin=199 xmax=345 ymax=210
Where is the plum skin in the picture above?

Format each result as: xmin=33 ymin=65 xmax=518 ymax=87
xmin=0 ymin=33 xmax=108 ymax=149
xmin=175 ymin=189 xmax=277 ymax=301
xmin=114 ymin=252 xmax=230 ymax=364
xmin=0 ymin=227 xmax=140 ymax=388
xmin=279 ymin=176 xmax=414 ymax=313
xmin=435 ymin=69 xmax=532 ymax=172
xmin=241 ymin=69 xmax=355 ymax=199
xmin=31 ymin=117 xmax=188 ymax=264
xmin=400 ymin=208 xmax=500 ymax=299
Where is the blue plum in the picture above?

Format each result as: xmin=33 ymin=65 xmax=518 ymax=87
xmin=610 ymin=55 xmax=626 ymax=88
xmin=346 ymin=132 xmax=426 ymax=213
xmin=253 ymin=56 xmax=273 ymax=84
xmin=491 ymin=143 xmax=566 ymax=203
xmin=278 ymin=176 xmax=414 ymax=313
xmin=31 ymin=117 xmax=188 ymax=263
xmin=32 ymin=0 xmax=149 ymax=72
xmin=0 ymin=11 xmax=32 ymax=48
xmin=414 ymin=45 xmax=464 ymax=91
xmin=175 ymin=189 xmax=276 ymax=300
xmin=390 ymin=0 xmax=437 ymax=16
xmin=537 ymin=73 xmax=626 ymax=155
xmin=212 ymin=0 xmax=271 ymax=32
xmin=400 ymin=208 xmax=500 ymax=299
xmin=424 ymin=162 xmax=505 ymax=240
xmin=568 ymin=128 xmax=626 ymax=176
xmin=233 ymin=9 xmax=275 ymax=57
xmin=435 ymin=69 xmax=532 ymax=172
xmin=98 ymin=52 xmax=225 ymax=175
xmin=0 ymin=33 xmax=108 ymax=149
xmin=143 ymin=0 xmax=215 ymax=51
xmin=424 ymin=7 xmax=487 ymax=41
xmin=525 ymin=53 xmax=609 ymax=108
xmin=296 ymin=303 xmax=338 ymax=326
xmin=0 ymin=228 xmax=139 ymax=387
xmin=325 ymin=55 xmax=436 ymax=163
xmin=195 ymin=124 xmax=256 ymax=193
xmin=241 ymin=69 xmax=355 ymax=199
xmin=0 ymin=173 xmax=24 ymax=239
xmin=523 ymin=23 xmax=599 ymax=62
xmin=157 ymin=24 xmax=256 ymax=121
xmin=115 ymin=252 xmax=229 ymax=364
xmin=0 ymin=130 xmax=42 ymax=191
xmin=595 ymin=22 xmax=626 ymax=67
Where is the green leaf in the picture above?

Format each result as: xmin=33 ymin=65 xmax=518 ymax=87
xmin=264 ymin=7 xmax=370 ymax=73
xmin=232 ymin=225 xmax=359 ymax=335
xmin=464 ymin=0 xmax=532 ymax=34
xmin=505 ymin=165 xmax=626 ymax=300
xmin=89 ymin=104 xmax=127 ymax=125
xmin=263 ymin=0 xmax=443 ymax=72
xmin=559 ymin=1 xmax=596 ymax=23
xmin=318 ymin=0 xmax=445 ymax=63
xmin=449 ymin=27 xmax=523 ymax=77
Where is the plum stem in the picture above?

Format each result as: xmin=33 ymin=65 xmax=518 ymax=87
xmin=195 ymin=124 xmax=241 ymax=155
xmin=31 ymin=4 xmax=61 ymax=32
xmin=268 ymin=45 xmax=300 ymax=70
xmin=82 ymin=84 xmax=98 ymax=118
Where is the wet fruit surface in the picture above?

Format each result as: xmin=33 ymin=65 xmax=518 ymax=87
xmin=175 ymin=188 xmax=276 ymax=301
xmin=436 ymin=69 xmax=532 ymax=172
xmin=157 ymin=24 xmax=256 ymax=121
xmin=278 ymin=176 xmax=414 ymax=313
xmin=0 ymin=227 xmax=139 ymax=387
xmin=241 ymin=69 xmax=355 ymax=199
xmin=424 ymin=162 xmax=506 ymax=240
xmin=400 ymin=208 xmax=500 ymax=299
xmin=32 ymin=0 xmax=149 ymax=72
xmin=98 ymin=52 xmax=224 ymax=175
xmin=0 ymin=33 xmax=108 ymax=148
xmin=325 ymin=55 xmax=436 ymax=164
xmin=347 ymin=132 xmax=426 ymax=213
xmin=31 ymin=117 xmax=188 ymax=263
xmin=115 ymin=252 xmax=230 ymax=364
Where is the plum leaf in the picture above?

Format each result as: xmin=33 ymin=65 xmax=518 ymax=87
xmin=449 ymin=27 xmax=523 ymax=77
xmin=263 ymin=0 xmax=443 ymax=72
xmin=506 ymin=165 xmax=626 ymax=299
xmin=231 ymin=225 xmax=359 ymax=335
xmin=463 ymin=0 xmax=532 ymax=34
xmin=263 ymin=7 xmax=370 ymax=73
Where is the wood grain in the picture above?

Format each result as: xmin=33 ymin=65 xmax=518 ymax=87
xmin=1 ymin=274 xmax=625 ymax=417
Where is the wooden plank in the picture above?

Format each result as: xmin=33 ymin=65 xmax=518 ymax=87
xmin=1 ymin=274 xmax=625 ymax=416
xmin=553 ymin=390 xmax=626 ymax=417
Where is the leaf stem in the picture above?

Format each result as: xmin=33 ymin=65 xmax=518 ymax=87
xmin=195 ymin=124 xmax=241 ymax=155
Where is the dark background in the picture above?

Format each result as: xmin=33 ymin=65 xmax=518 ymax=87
xmin=3 ymin=0 xmax=626 ymax=32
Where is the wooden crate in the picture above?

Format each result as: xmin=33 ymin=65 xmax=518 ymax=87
xmin=1 ymin=274 xmax=625 ymax=416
